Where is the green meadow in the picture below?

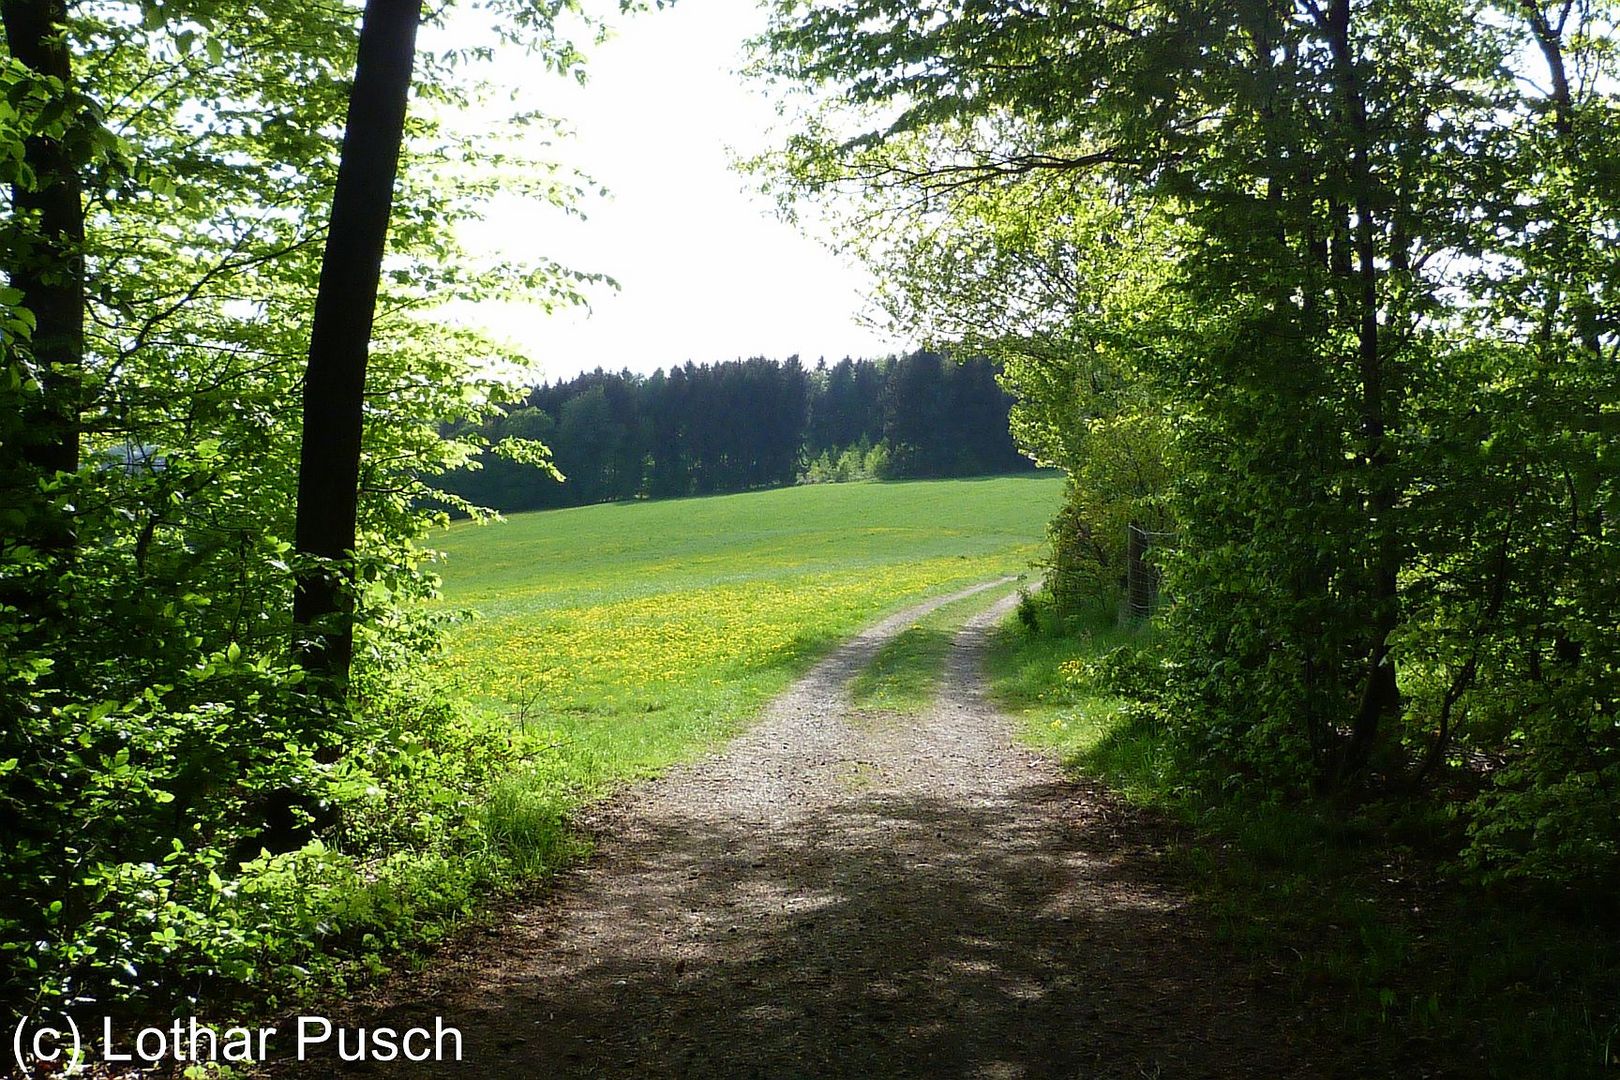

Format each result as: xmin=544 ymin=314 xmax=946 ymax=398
xmin=432 ymin=475 xmax=1060 ymax=797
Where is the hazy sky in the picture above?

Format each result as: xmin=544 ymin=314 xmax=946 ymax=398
xmin=438 ymin=0 xmax=897 ymax=383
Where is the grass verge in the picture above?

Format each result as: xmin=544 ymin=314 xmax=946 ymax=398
xmin=985 ymin=595 xmax=1619 ymax=1080
xmin=848 ymin=582 xmax=1024 ymax=714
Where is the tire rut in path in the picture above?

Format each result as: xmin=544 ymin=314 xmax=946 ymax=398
xmin=310 ymin=582 xmax=1338 ymax=1079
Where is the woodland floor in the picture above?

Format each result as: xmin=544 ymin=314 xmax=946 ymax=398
xmin=281 ymin=584 xmax=1408 ymax=1079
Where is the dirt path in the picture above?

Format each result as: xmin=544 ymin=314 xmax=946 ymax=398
xmin=306 ymin=583 xmax=1353 ymax=1078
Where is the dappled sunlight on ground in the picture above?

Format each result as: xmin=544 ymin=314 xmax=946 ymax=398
xmin=297 ymin=590 xmax=1373 ymax=1079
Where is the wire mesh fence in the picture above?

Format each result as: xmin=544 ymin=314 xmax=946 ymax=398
xmin=1126 ymin=522 xmax=1178 ymax=621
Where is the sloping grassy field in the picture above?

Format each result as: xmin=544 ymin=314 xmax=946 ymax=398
xmin=431 ymin=475 xmax=1061 ymax=795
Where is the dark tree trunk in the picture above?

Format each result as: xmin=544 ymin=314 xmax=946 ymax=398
xmin=292 ymin=0 xmax=424 ymax=687
xmin=1320 ymin=0 xmax=1403 ymax=780
xmin=3 ymin=0 xmax=85 ymax=483
xmin=1519 ymin=3 xmax=1603 ymax=358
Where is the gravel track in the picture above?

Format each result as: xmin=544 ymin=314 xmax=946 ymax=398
xmin=297 ymin=581 xmax=1362 ymax=1079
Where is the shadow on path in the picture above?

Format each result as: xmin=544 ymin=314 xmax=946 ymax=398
xmin=291 ymin=589 xmax=1374 ymax=1079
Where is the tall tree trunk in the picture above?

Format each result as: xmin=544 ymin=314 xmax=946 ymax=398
xmin=1519 ymin=2 xmax=1603 ymax=358
xmin=1320 ymin=0 xmax=1402 ymax=778
xmin=3 ymin=0 xmax=85 ymax=483
xmin=292 ymin=0 xmax=424 ymax=687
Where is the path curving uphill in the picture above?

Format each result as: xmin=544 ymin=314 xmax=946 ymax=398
xmin=303 ymin=583 xmax=1349 ymax=1079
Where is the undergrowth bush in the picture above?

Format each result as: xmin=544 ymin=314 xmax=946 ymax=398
xmin=1064 ymin=643 xmax=1167 ymax=702
xmin=798 ymin=441 xmax=892 ymax=484
xmin=995 ymin=583 xmax=1619 ymax=1077
xmin=0 ymin=650 xmax=574 ymax=1017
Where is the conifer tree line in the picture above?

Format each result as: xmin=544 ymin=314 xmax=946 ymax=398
xmin=441 ymin=352 xmax=1033 ymax=512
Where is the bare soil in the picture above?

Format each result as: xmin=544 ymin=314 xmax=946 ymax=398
xmin=287 ymin=583 xmax=1379 ymax=1079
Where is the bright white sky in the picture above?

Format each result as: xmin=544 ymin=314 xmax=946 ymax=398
xmin=435 ymin=0 xmax=897 ymax=383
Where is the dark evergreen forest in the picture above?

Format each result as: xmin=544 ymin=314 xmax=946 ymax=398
xmin=441 ymin=352 xmax=1033 ymax=512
